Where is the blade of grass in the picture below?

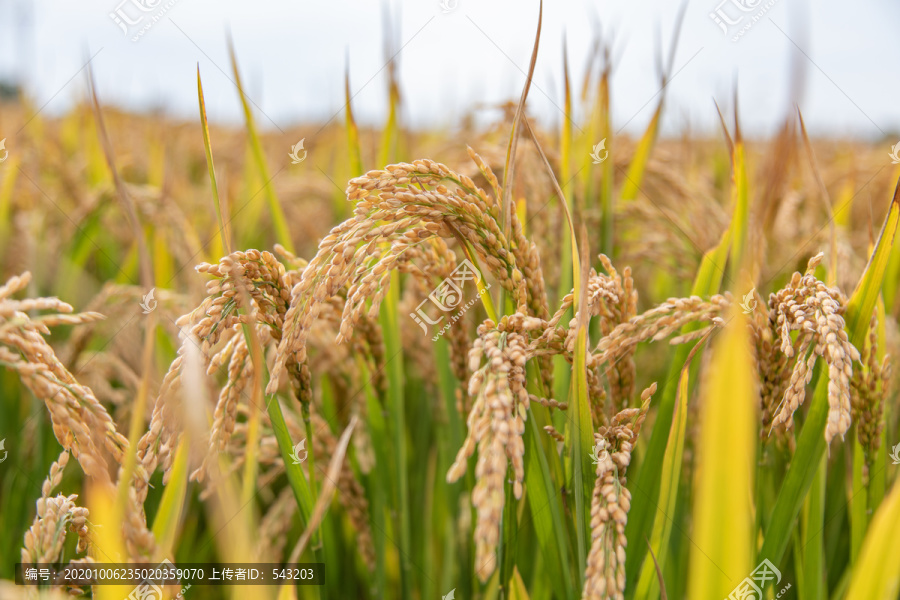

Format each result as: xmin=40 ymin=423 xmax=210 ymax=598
xmin=197 ymin=66 xmax=231 ymax=255
xmin=635 ymin=365 xmax=690 ymax=600
xmin=380 ymin=269 xmax=412 ymax=599
xmin=686 ymin=304 xmax=757 ymax=598
xmin=646 ymin=542 xmax=668 ymax=600
xmin=508 ymin=567 xmax=531 ymax=600
xmin=522 ymin=113 xmax=585 ymax=592
xmin=800 ymin=454 xmax=826 ymax=600
xmin=619 ymin=4 xmax=685 ymax=207
xmin=151 ymin=439 xmax=189 ymax=557
xmin=280 ymin=417 xmax=358 ymax=597
xmin=501 ymin=0 xmax=542 ymax=247
xmin=227 ymin=38 xmax=294 ymax=253
xmin=87 ymin=482 xmax=131 ymax=600
xmin=268 ymin=392 xmax=315 ymax=526
xmin=845 ymin=478 xmax=900 ymax=600
xmin=728 ymin=102 xmax=749 ymax=285
xmin=618 ymin=102 xmax=660 ymax=206
xmin=0 ymin=153 xmax=20 ymax=243
xmin=341 ymin=57 xmax=362 ymax=222
xmin=358 ymin=355 xmax=390 ymax=595
xmin=797 ymin=128 xmax=835 ymax=592
xmin=524 ymin=363 xmax=576 ymax=600
xmin=568 ymin=227 xmax=594 ymax=588
xmin=378 ymin=5 xmax=401 ymax=168
xmin=345 ymin=58 xmax=363 ymax=178
xmin=625 ymin=227 xmax=731 ymax=588
xmin=88 ymin=64 xmax=153 ymax=289
xmin=553 ymin=39 xmax=576 ymax=404
xmin=235 ymin=291 xmax=266 ymax=524
xmin=598 ymin=64 xmax=613 ymax=257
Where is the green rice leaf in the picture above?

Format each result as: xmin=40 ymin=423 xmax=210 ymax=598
xmin=635 ymin=367 xmax=689 ymax=600
xmin=151 ymin=439 xmax=189 ymax=557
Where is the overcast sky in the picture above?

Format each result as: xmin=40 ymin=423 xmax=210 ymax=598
xmin=1 ymin=0 xmax=899 ymax=139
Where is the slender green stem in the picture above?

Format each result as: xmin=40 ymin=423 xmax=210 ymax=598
xmin=380 ymin=270 xmax=412 ymax=599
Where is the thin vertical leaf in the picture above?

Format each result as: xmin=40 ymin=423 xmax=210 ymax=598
xmin=845 ymin=479 xmax=900 ymax=600
xmin=568 ymin=228 xmax=594 ymax=587
xmin=151 ymin=440 xmax=189 ymax=557
xmin=227 ymin=39 xmax=294 ymax=253
xmin=635 ymin=367 xmax=689 ymax=600
xmin=625 ymin=227 xmax=731 ymax=588
xmin=197 ymin=67 xmax=231 ymax=254
xmin=799 ymin=454 xmax=826 ymax=600
xmin=380 ymin=270 xmax=412 ymax=599
xmin=687 ymin=305 xmax=757 ymax=598
xmin=501 ymin=0 xmax=542 ymax=245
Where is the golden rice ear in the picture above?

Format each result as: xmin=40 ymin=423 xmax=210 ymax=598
xmin=582 ymin=381 xmax=655 ymax=600
xmin=768 ymin=262 xmax=859 ymax=443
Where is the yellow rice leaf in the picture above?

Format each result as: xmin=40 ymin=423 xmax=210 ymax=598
xmin=151 ymin=439 xmax=189 ymax=557
xmin=845 ymin=479 xmax=900 ymax=600
xmin=619 ymin=104 xmax=662 ymax=203
xmin=687 ymin=305 xmax=757 ymax=598
xmin=87 ymin=483 xmax=131 ymax=600
xmin=508 ymin=567 xmax=531 ymax=600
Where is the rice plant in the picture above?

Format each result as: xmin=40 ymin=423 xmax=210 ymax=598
xmin=1 ymin=6 xmax=900 ymax=600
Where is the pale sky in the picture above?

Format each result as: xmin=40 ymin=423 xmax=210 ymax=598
xmin=1 ymin=0 xmax=899 ymax=139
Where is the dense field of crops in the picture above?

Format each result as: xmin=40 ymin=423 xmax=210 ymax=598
xmin=1 ymin=6 xmax=900 ymax=600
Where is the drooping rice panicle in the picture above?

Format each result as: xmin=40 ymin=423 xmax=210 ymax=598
xmin=583 ymin=383 xmax=656 ymax=600
xmin=768 ymin=253 xmax=861 ymax=443
xmin=851 ymin=314 xmax=891 ymax=481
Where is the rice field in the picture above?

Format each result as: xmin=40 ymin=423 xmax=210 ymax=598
xmin=1 ymin=5 xmax=900 ymax=600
